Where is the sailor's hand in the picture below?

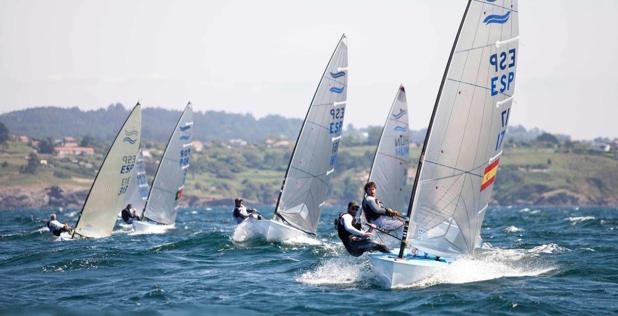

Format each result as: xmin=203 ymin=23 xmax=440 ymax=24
xmin=393 ymin=210 xmax=402 ymax=217
xmin=368 ymin=223 xmax=376 ymax=229
xmin=385 ymin=208 xmax=395 ymax=217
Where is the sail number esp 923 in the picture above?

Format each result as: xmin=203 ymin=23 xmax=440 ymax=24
xmin=489 ymin=48 xmax=516 ymax=96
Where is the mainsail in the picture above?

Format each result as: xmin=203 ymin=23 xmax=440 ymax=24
xmin=274 ymin=35 xmax=348 ymax=235
xmin=141 ymin=103 xmax=193 ymax=225
xmin=367 ymin=86 xmax=410 ymax=212
xmin=400 ymin=0 xmax=519 ymax=257
xmin=124 ymin=151 xmax=150 ymax=214
xmin=73 ymin=104 xmax=142 ymax=238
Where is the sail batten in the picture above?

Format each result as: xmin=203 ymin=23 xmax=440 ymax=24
xmin=399 ymin=0 xmax=519 ymax=257
xmin=142 ymin=103 xmax=193 ymax=225
xmin=274 ymin=35 xmax=348 ymax=235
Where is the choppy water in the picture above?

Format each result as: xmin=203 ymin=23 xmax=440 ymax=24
xmin=1 ymin=206 xmax=617 ymax=315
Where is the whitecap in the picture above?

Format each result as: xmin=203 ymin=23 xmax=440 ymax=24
xmin=528 ymin=243 xmax=568 ymax=254
xmin=503 ymin=225 xmax=524 ymax=233
xmin=566 ymin=216 xmax=595 ymax=225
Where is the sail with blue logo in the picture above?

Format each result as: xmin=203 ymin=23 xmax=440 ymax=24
xmin=274 ymin=35 xmax=348 ymax=235
xmin=400 ymin=0 xmax=519 ymax=256
xmin=73 ymin=103 xmax=142 ymax=238
xmin=124 ymin=151 xmax=150 ymax=215
xmin=367 ymin=86 xmax=410 ymax=212
xmin=142 ymin=103 xmax=193 ymax=225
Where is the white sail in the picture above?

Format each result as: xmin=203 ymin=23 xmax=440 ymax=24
xmin=368 ymin=86 xmax=410 ymax=212
xmin=124 ymin=151 xmax=150 ymax=214
xmin=403 ymin=0 xmax=519 ymax=256
xmin=274 ymin=35 xmax=348 ymax=235
xmin=142 ymin=103 xmax=193 ymax=225
xmin=73 ymin=104 xmax=142 ymax=238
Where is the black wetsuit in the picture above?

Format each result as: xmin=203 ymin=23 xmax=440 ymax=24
xmin=336 ymin=213 xmax=390 ymax=257
xmin=121 ymin=208 xmax=138 ymax=224
xmin=362 ymin=196 xmax=387 ymax=223
xmin=47 ymin=220 xmax=61 ymax=236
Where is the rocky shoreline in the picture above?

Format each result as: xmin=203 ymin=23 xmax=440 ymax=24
xmin=0 ymin=185 xmax=616 ymax=210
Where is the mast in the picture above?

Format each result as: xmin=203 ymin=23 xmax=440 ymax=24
xmin=141 ymin=102 xmax=191 ymax=223
xmin=273 ymin=34 xmax=346 ymax=220
xmin=397 ymin=0 xmax=472 ymax=258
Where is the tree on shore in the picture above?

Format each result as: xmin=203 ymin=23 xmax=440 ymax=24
xmin=0 ymin=122 xmax=9 ymax=145
xmin=21 ymin=153 xmax=40 ymax=174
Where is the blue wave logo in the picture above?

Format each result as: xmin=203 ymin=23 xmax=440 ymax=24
xmin=393 ymin=126 xmax=407 ymax=133
xmin=486 ymin=0 xmax=496 ymax=2
xmin=484 ymin=11 xmax=511 ymax=25
xmin=123 ymin=137 xmax=137 ymax=144
xmin=179 ymin=135 xmax=190 ymax=141
xmin=330 ymin=71 xmax=346 ymax=78
xmin=179 ymin=124 xmax=192 ymax=132
xmin=329 ymin=86 xmax=345 ymax=94
xmin=391 ymin=109 xmax=407 ymax=119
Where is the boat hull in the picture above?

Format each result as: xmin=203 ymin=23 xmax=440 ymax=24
xmin=369 ymin=252 xmax=449 ymax=288
xmin=131 ymin=220 xmax=175 ymax=234
xmin=232 ymin=218 xmax=319 ymax=245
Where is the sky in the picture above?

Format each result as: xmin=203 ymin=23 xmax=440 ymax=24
xmin=0 ymin=0 xmax=616 ymax=140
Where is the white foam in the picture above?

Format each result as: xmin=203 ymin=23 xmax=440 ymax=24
xmin=413 ymin=248 xmax=555 ymax=287
xmin=503 ymin=225 xmax=524 ymax=233
xmin=129 ymin=222 xmax=175 ymax=235
xmin=566 ymin=216 xmax=595 ymax=225
xmin=296 ymin=257 xmax=368 ymax=286
xmin=528 ymin=243 xmax=568 ymax=254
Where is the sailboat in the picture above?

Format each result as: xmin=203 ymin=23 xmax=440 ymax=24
xmin=70 ymin=103 xmax=142 ymax=239
xmin=233 ymin=35 xmax=348 ymax=243
xmin=132 ymin=103 xmax=193 ymax=233
xmin=363 ymin=85 xmax=410 ymax=245
xmin=370 ymin=0 xmax=519 ymax=288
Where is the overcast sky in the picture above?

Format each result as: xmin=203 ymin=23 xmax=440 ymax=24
xmin=0 ymin=0 xmax=616 ymax=139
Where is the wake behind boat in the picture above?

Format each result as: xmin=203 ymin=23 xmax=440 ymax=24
xmin=129 ymin=103 xmax=193 ymax=234
xmin=370 ymin=0 xmax=520 ymax=288
xmin=233 ymin=35 xmax=348 ymax=244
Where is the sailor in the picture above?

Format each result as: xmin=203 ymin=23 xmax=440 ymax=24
xmin=46 ymin=213 xmax=72 ymax=236
xmin=335 ymin=201 xmax=390 ymax=257
xmin=121 ymin=204 xmax=140 ymax=224
xmin=233 ymin=198 xmax=262 ymax=224
xmin=362 ymin=181 xmax=404 ymax=232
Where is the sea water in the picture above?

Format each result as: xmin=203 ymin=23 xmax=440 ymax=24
xmin=0 ymin=206 xmax=616 ymax=314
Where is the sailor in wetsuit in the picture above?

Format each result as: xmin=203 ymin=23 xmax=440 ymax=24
xmin=362 ymin=181 xmax=404 ymax=232
xmin=121 ymin=204 xmax=140 ymax=224
xmin=47 ymin=213 xmax=72 ymax=236
xmin=232 ymin=198 xmax=263 ymax=224
xmin=336 ymin=201 xmax=390 ymax=257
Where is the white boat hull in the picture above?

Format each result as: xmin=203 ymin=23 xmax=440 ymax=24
xmin=369 ymin=251 xmax=450 ymax=288
xmin=131 ymin=220 xmax=174 ymax=234
xmin=232 ymin=218 xmax=319 ymax=245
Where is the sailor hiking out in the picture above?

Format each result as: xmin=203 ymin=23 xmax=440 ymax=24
xmin=121 ymin=204 xmax=141 ymax=224
xmin=362 ymin=182 xmax=404 ymax=232
xmin=233 ymin=198 xmax=263 ymax=224
xmin=335 ymin=201 xmax=390 ymax=257
xmin=47 ymin=213 xmax=72 ymax=236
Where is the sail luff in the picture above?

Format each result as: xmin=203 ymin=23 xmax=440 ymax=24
xmin=398 ymin=0 xmax=473 ymax=258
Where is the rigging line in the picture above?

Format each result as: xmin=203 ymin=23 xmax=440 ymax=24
xmin=376 ymin=152 xmax=408 ymax=163
xmin=472 ymin=0 xmax=518 ymax=12
xmin=274 ymin=213 xmax=316 ymax=236
xmin=289 ymin=166 xmax=329 ymax=180
xmin=303 ymin=119 xmax=330 ymax=132
xmin=447 ymin=78 xmax=514 ymax=98
xmin=424 ymin=160 xmax=483 ymax=178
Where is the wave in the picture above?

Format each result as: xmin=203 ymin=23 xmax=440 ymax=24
xmin=528 ymin=243 xmax=569 ymax=254
xmin=566 ymin=216 xmax=595 ymax=225
xmin=503 ymin=225 xmax=524 ymax=233
xmin=296 ymin=256 xmax=368 ymax=286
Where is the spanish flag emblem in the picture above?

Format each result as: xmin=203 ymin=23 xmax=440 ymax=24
xmin=480 ymin=159 xmax=500 ymax=191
